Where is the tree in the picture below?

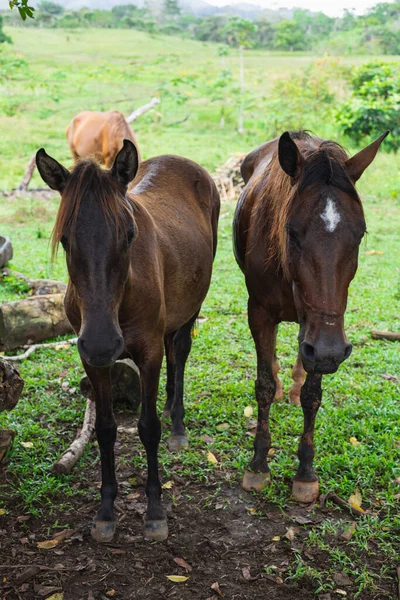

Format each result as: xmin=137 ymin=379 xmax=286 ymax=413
xmin=274 ymin=20 xmax=307 ymax=51
xmin=38 ymin=0 xmax=64 ymax=15
xmin=164 ymin=0 xmax=181 ymax=18
xmin=0 ymin=15 xmax=11 ymax=44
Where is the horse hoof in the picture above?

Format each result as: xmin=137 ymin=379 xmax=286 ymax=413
xmin=144 ymin=519 xmax=169 ymax=542
xmin=292 ymin=479 xmax=319 ymax=503
xmin=288 ymin=389 xmax=301 ymax=406
xmin=91 ymin=520 xmax=116 ymax=543
xmin=163 ymin=408 xmax=171 ymax=418
xmin=242 ymin=470 xmax=270 ymax=492
xmin=168 ymin=434 xmax=189 ymax=452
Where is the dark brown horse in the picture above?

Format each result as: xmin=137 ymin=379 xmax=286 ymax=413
xmin=36 ymin=141 xmax=220 ymax=542
xmin=233 ymin=130 xmax=388 ymax=501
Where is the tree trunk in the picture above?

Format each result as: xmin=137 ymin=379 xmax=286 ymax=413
xmin=0 ymin=359 xmax=24 ymax=412
xmin=0 ymin=294 xmax=73 ymax=351
xmin=17 ymin=154 xmax=36 ymax=192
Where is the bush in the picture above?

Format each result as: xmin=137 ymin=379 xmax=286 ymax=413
xmin=336 ymin=61 xmax=400 ymax=150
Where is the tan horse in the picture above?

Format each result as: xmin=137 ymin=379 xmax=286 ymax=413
xmin=66 ymin=110 xmax=141 ymax=167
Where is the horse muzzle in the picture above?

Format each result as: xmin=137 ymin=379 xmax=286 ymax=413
xmin=77 ymin=335 xmax=124 ymax=368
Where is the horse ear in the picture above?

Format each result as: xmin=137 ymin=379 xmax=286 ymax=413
xmin=278 ymin=132 xmax=303 ymax=179
xmin=345 ymin=131 xmax=389 ymax=182
xmin=111 ymin=139 xmax=139 ymax=187
xmin=36 ymin=149 xmax=70 ymax=193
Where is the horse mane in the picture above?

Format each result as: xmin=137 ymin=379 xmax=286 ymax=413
xmin=250 ymin=131 xmax=361 ymax=274
xmin=51 ymin=159 xmax=134 ymax=258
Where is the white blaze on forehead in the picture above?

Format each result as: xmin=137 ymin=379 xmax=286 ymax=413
xmin=321 ymin=198 xmax=341 ymax=232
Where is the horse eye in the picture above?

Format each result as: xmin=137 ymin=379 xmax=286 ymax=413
xmin=126 ymin=229 xmax=135 ymax=246
xmin=60 ymin=235 xmax=68 ymax=249
xmin=287 ymin=227 xmax=300 ymax=248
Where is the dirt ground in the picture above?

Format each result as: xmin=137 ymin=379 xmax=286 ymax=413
xmin=0 ymin=409 xmax=397 ymax=600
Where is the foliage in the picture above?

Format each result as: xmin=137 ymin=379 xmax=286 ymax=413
xmin=336 ymin=62 xmax=400 ymax=151
xmin=8 ymin=0 xmax=34 ymax=20
xmin=3 ymin=0 xmax=400 ymax=55
xmin=0 ymin=15 xmax=11 ymax=44
xmin=263 ymin=60 xmax=337 ymax=136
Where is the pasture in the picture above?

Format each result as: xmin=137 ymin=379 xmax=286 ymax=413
xmin=0 ymin=27 xmax=400 ymax=600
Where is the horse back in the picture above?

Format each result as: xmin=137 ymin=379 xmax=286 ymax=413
xmin=129 ymin=155 xmax=220 ymax=332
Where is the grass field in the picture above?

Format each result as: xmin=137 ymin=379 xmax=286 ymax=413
xmin=0 ymin=27 xmax=400 ymax=599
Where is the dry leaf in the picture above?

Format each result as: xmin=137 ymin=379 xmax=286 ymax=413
xmin=272 ymin=536 xmax=280 ymax=542
xmin=242 ymin=566 xmax=251 ymax=580
xmin=162 ymin=481 xmax=174 ymax=489
xmin=46 ymin=594 xmax=64 ymax=600
xmin=349 ymin=437 xmax=360 ymax=447
xmin=211 ymin=582 xmax=225 ymax=597
xmin=275 ymin=576 xmax=283 ymax=584
xmin=166 ymin=575 xmax=189 ymax=582
xmin=52 ymin=529 xmax=75 ymax=542
xmin=268 ymin=448 xmax=275 ymax=455
xmin=207 ymin=451 xmax=218 ymax=465
xmin=200 ymin=434 xmax=215 ymax=444
xmin=333 ymin=572 xmax=353 ymax=586
xmin=173 ymin=557 xmax=192 ymax=572
xmin=0 ymin=509 xmax=6 ymax=516
xmin=37 ymin=587 xmax=62 ymax=597
xmin=126 ymin=493 xmax=140 ymax=500
xmin=216 ymin=423 xmax=229 ymax=432
xmin=285 ymin=527 xmax=296 ymax=542
xmin=334 ymin=590 xmax=347 ymax=596
xmin=21 ymin=442 xmax=33 ymax=448
xmin=294 ymin=515 xmax=313 ymax=525
xmin=243 ymin=406 xmax=253 ymax=418
xmin=37 ymin=539 xmax=59 ymax=550
xmin=340 ymin=522 xmax=356 ymax=541
xmin=348 ymin=487 xmax=362 ymax=507
xmin=106 ymin=590 xmax=116 ymax=597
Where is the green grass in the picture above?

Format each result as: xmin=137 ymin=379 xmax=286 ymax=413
xmin=0 ymin=27 xmax=400 ymax=598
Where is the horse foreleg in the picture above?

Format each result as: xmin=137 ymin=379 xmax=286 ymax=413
xmin=288 ymin=352 xmax=306 ymax=406
xmin=137 ymin=346 xmax=168 ymax=542
xmin=162 ymin=333 xmax=176 ymax=419
xmin=292 ymin=373 xmax=322 ymax=503
xmin=84 ymin=364 xmax=117 ymax=543
xmin=243 ymin=297 xmax=277 ymax=492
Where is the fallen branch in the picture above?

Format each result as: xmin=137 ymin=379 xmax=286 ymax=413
xmin=0 ymin=359 xmax=24 ymax=410
xmin=17 ymin=154 xmax=37 ymax=192
xmin=5 ymin=338 xmax=78 ymax=362
xmin=52 ymin=397 xmax=96 ymax=474
xmin=371 ymin=330 xmax=400 ymax=341
xmin=126 ymin=97 xmax=160 ymax=123
xmin=320 ymin=490 xmax=365 ymax=518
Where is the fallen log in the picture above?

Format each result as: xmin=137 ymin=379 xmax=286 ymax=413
xmin=126 ymin=97 xmax=160 ymax=124
xmin=0 ymin=359 xmax=24 ymax=412
xmin=0 ymin=294 xmax=73 ymax=351
xmin=1 ymin=268 xmax=67 ymax=296
xmin=371 ymin=330 xmax=400 ymax=341
xmin=80 ymin=358 xmax=141 ymax=412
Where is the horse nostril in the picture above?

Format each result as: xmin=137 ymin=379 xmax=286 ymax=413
xmin=344 ymin=343 xmax=352 ymax=360
xmin=301 ymin=342 xmax=315 ymax=363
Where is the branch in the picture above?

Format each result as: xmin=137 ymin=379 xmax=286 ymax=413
xmin=126 ymin=97 xmax=160 ymax=123
xmin=52 ymin=397 xmax=96 ymax=474
xmin=371 ymin=330 xmax=400 ymax=341
xmin=5 ymin=338 xmax=78 ymax=362
xmin=17 ymin=154 xmax=36 ymax=192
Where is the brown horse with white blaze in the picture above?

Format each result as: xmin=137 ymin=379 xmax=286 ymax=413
xmin=233 ymin=130 xmax=388 ymax=501
xmin=36 ymin=140 xmax=219 ymax=543
xmin=66 ymin=110 xmax=141 ymax=167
